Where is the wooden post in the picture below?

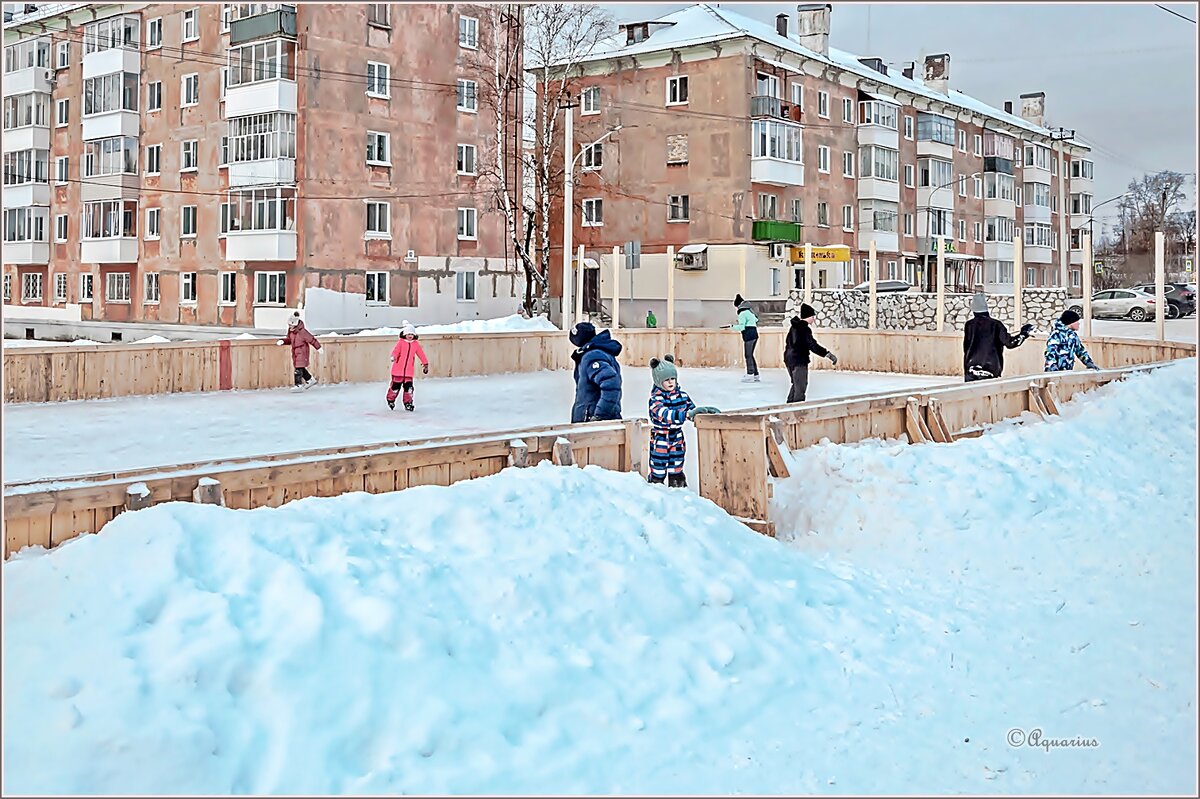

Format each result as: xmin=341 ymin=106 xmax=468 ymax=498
xmin=905 ymin=397 xmax=931 ymax=443
xmin=611 ymin=245 xmax=621 ymax=330
xmin=192 ymin=477 xmax=225 ymax=506
xmin=625 ymin=419 xmax=650 ymax=478
xmin=666 ymin=245 xmax=676 ymax=330
xmin=125 ymin=483 xmax=151 ymax=512
xmin=507 ymin=439 xmax=529 ymax=468
xmin=803 ymin=242 xmax=813 ymax=305
xmin=935 ymin=236 xmax=946 ymax=332
xmin=552 ymin=437 xmax=575 ymax=466
xmin=575 ymin=244 xmax=585 ymax=323
xmin=1155 ymin=230 xmax=1166 ymax=342
xmin=765 ymin=416 xmax=792 ymax=479
xmin=1013 ymin=235 xmax=1024 ymax=330
xmin=925 ymin=398 xmax=952 ymax=443
xmin=1027 ymin=379 xmax=1049 ymax=418
xmin=868 ymin=239 xmax=878 ymax=330
xmin=738 ymin=245 xmax=747 ymax=299
xmin=1082 ymin=229 xmax=1093 ymax=338
xmin=1042 ymin=381 xmax=1062 ymax=415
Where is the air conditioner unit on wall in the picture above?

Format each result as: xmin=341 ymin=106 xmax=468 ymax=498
xmin=769 ymin=243 xmax=790 ymax=261
xmin=674 ymin=243 xmax=709 ymax=271
xmin=40 ymin=68 xmax=51 ymax=83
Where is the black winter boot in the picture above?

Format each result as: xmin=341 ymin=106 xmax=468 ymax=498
xmin=668 ymin=473 xmax=687 ymax=488
xmin=647 ymin=474 xmax=666 ymax=484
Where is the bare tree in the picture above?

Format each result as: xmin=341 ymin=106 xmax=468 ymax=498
xmin=1117 ymin=170 xmax=1188 ymax=253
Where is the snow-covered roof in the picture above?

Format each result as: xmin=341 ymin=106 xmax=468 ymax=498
xmin=575 ymin=3 xmax=1079 ymax=145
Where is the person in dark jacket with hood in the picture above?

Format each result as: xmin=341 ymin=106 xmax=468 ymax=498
xmin=962 ymin=292 xmax=1033 ymax=382
xmin=784 ymin=303 xmax=837 ymax=403
xmin=569 ymin=321 xmax=623 ymax=422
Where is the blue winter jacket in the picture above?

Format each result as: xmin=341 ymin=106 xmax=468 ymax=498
xmin=571 ymin=330 xmax=623 ymax=422
xmin=1044 ymin=320 xmax=1098 ymax=372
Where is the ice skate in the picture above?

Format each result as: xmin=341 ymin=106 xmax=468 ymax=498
xmin=740 ymin=374 xmax=756 ymax=383
xmin=404 ymin=401 xmax=415 ymax=412
xmin=387 ymin=399 xmax=395 ymax=410
xmin=303 ymin=377 xmax=317 ymax=390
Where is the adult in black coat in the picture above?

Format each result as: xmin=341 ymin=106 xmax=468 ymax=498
xmin=962 ymin=292 xmax=1032 ymax=382
xmin=784 ymin=304 xmax=837 ymax=403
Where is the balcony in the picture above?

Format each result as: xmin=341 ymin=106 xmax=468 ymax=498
xmin=750 ymin=157 xmax=804 ymax=187
xmin=983 ymin=156 xmax=1014 ymax=175
xmin=916 ymin=186 xmax=954 ymax=211
xmin=2 ymin=123 xmax=50 ymax=153
xmin=225 ymin=79 xmax=297 ymax=117
xmin=750 ymin=95 xmax=782 ymax=118
xmin=2 ymin=66 xmax=53 ymax=96
xmin=857 ymin=230 xmax=898 ymax=254
xmin=82 ymin=47 xmax=140 ymax=80
xmin=81 ymin=237 xmax=138 ymax=264
xmin=229 ymin=158 xmax=296 ymax=188
xmin=983 ymin=241 xmax=1015 ymax=262
xmin=2 ymin=183 xmax=50 ymax=208
xmin=857 ymin=125 xmax=898 ymax=149
xmin=915 ymin=139 xmax=954 ymax=161
xmin=81 ymin=173 xmax=140 ymax=202
xmin=2 ymin=241 xmax=48 ymax=264
xmin=983 ymin=197 xmax=1016 ymax=218
xmin=857 ymin=177 xmax=899 ymax=203
xmin=752 ymin=219 xmax=802 ymax=243
xmin=1023 ymin=204 xmax=1051 ymax=223
xmin=225 ymin=230 xmax=297 ymax=261
xmin=81 ymin=110 xmax=139 ymax=141
xmin=230 ymin=6 xmax=297 ymax=45
xmin=1024 ymin=245 xmax=1052 ymax=264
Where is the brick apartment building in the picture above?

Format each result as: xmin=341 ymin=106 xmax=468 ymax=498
xmin=542 ymin=3 xmax=1096 ymax=326
xmin=2 ymin=2 xmax=523 ymax=329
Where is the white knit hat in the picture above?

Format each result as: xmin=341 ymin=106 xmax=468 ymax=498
xmin=401 ymin=323 xmax=416 ymax=337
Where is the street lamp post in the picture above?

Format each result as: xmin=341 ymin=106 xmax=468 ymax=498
xmin=921 ymin=171 xmax=980 ymax=292
xmin=1070 ymin=192 xmax=1129 ymax=286
xmin=561 ymin=119 xmax=623 ymax=331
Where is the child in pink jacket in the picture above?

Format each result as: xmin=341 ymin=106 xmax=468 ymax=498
xmin=387 ymin=322 xmax=429 ymax=411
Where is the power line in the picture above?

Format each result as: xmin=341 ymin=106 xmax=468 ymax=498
xmin=1155 ymin=4 xmax=1197 ymax=23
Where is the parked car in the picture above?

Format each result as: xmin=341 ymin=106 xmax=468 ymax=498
xmin=1127 ymin=283 xmax=1196 ymax=318
xmin=1067 ymin=289 xmax=1159 ymax=322
xmin=851 ymin=279 xmax=911 ymax=293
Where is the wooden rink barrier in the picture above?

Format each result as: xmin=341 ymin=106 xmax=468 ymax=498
xmin=3 ymin=327 xmax=1195 ymax=404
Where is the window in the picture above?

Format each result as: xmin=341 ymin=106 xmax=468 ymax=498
xmin=145 ymin=207 xmax=160 ymax=240
xmin=858 ymin=100 xmax=898 ymax=130
xmin=4 ymin=36 xmax=50 ymax=71
xmin=842 ymin=204 xmax=853 ymax=231
xmin=81 ymin=71 xmax=140 ymax=115
xmin=1051 ymin=194 xmax=1058 ymax=213
xmin=105 ymin=272 xmax=130 ymax=303
xmin=1071 ymin=193 xmax=1093 ymax=215
xmin=365 ymin=200 xmax=390 ymax=237
xmin=147 ymin=81 xmax=162 ymax=111
xmin=219 ymin=272 xmax=237 ymax=305
xmin=55 ymin=156 xmax=68 ymax=184
xmin=55 ymin=98 xmax=68 ymax=127
xmin=918 ymin=157 xmax=953 ymax=188
xmin=227 ymin=38 xmax=296 ymax=87
xmin=751 ymin=120 xmax=802 ymax=162
xmin=958 ymin=129 xmax=967 ymax=152
xmin=859 ymin=200 xmax=898 ymax=233
xmin=817 ymin=145 xmax=830 ymax=173
xmin=227 ymin=187 xmax=296 ymax=233
xmin=973 ymin=134 xmax=982 ymax=156
xmin=54 ymin=273 xmax=67 ymax=302
xmin=973 ymin=176 xmax=983 ymax=199
xmin=2 ymin=274 xmax=9 ymax=301
xmin=219 ymin=136 xmax=228 ymax=166
xmin=757 ymin=193 xmax=777 ymax=220
xmin=366 ymin=131 xmax=390 ymax=164
xmin=82 ymin=16 xmax=138 ymax=54
xmin=958 ymin=219 xmax=966 ymax=241
xmin=841 ymin=97 xmax=853 ymax=123
xmin=985 ymin=217 xmax=1015 ymax=243
xmin=770 ymin=267 xmax=782 ymax=297
xmin=790 ymin=198 xmax=802 ymax=224
xmin=366 ymin=271 xmax=388 ymax=304
xmin=220 ymin=67 xmax=229 ymax=100
xmin=456 ymin=270 xmax=476 ymax=301
xmin=903 ymin=115 xmax=913 ymax=139
xmin=985 ymin=173 xmax=1014 ymax=200
xmin=366 ymin=61 xmax=390 ymax=97
xmin=667 ymin=194 xmax=689 ymax=222
xmin=916 ymin=113 xmax=954 ymax=145
xmin=53 ymin=213 xmax=67 ymax=242
xmin=1016 ymin=186 xmax=1023 ymax=206
xmin=79 ymin=273 xmax=94 ymax=301
xmin=181 ymin=140 xmax=198 ymax=171
xmin=790 ymin=82 xmax=803 ymax=109
xmin=1026 ymin=267 xmax=1037 ymax=286
xmin=22 ymin=272 xmax=42 ymax=302
xmin=666 ymin=75 xmax=688 ymax=105
xmin=1023 ymin=181 xmax=1051 ymax=208
xmin=958 ymin=173 xmax=967 ymax=197
xmin=1024 ymin=222 xmax=1054 ymax=248
xmin=182 ymin=73 xmax=199 ymax=106
xmin=219 ymin=201 xmax=232 ymax=235
xmin=1051 ymin=157 xmax=1057 ymax=176
xmin=3 ymin=93 xmax=50 ymax=128
xmin=581 ymin=86 xmax=601 ymax=115
xmin=1024 ymin=144 xmax=1051 ymax=170
xmin=983 ymin=132 xmax=1016 ymax=160
xmin=144 ymin=272 xmax=160 ymax=304
xmin=581 ymin=199 xmax=602 ymax=227
xmin=974 ymin=221 xmax=982 ymax=242
xmin=456 ymin=143 xmax=476 ymax=175
xmin=182 ymin=9 xmax=199 ymax=42
xmin=858 ymin=146 xmax=899 ymax=182
xmin=457 ymin=207 xmax=478 ymax=238
xmin=255 ymin=271 xmax=286 ymax=304
xmin=755 ymin=73 xmax=779 ymax=99
xmin=456 ymin=79 xmax=477 ymax=112
xmin=367 ymin=3 xmax=391 ymax=28
xmin=903 ymin=213 xmax=913 ymax=237
xmin=1070 ymin=229 xmax=1082 ymax=251
xmin=147 ymin=17 xmax=162 ymax=49
xmin=458 ymin=15 xmax=478 ymax=49
xmin=904 ymin=163 xmax=914 ymax=187
xmin=581 ymin=141 xmax=602 ymax=171
xmin=1071 ymin=159 xmax=1094 ymax=180
xmin=928 ymin=209 xmax=951 ymax=237
xmin=220 ymin=4 xmax=232 ymax=32
xmin=3 ymin=207 xmax=47 ymax=242
xmin=227 ymin=112 xmax=296 ymax=163
xmin=181 ymin=205 xmax=197 ymax=238
xmin=3 ymin=150 xmax=49 ymax=185
xmin=817 ymin=90 xmax=829 ymax=118
xmin=83 ymin=136 xmax=137 ymax=177
xmin=180 ymin=272 xmax=197 ymax=303
xmin=842 ymin=151 xmax=854 ymax=177
xmin=145 ymin=144 xmax=161 ymax=175
xmin=816 ymin=202 xmax=829 ymax=227
xmin=56 ymin=41 xmax=69 ymax=69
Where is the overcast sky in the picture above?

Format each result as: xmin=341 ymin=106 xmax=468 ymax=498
xmin=609 ymin=2 xmax=1198 ymax=235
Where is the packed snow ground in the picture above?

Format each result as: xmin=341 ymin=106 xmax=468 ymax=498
xmin=1090 ymin=317 xmax=1197 ymax=343
xmin=3 ymin=360 xmax=1195 ymax=795
xmin=2 ymin=367 xmax=950 ymax=484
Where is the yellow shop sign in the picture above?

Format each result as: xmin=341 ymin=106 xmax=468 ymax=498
xmin=789 ymin=245 xmax=852 ymax=264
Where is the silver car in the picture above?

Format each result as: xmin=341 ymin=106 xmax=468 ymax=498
xmin=1068 ymin=289 xmax=1159 ymax=322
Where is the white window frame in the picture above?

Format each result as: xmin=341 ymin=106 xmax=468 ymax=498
xmin=456 ymin=143 xmax=476 ymax=175
xmin=580 ymin=86 xmax=601 ymax=116
xmin=182 ymin=8 xmax=199 ymax=43
xmin=79 ymin=273 xmax=94 ymax=301
xmin=817 ymin=90 xmax=829 ymax=118
xmin=182 ymin=73 xmax=199 ymax=106
xmin=366 ymin=131 xmax=390 ymax=166
xmin=842 ymin=150 xmax=854 ymax=178
xmin=181 ymin=205 xmax=197 ymax=238
xmin=903 ymin=213 xmax=913 ymax=237
xmin=365 ymin=271 xmax=389 ymax=305
xmin=180 ymin=272 xmax=197 ymax=304
xmin=581 ymin=198 xmax=603 ymax=227
xmin=219 ymin=271 xmax=237 ymax=306
xmin=365 ymin=200 xmax=391 ymax=239
xmin=456 ymin=269 xmax=476 ymax=302
xmin=958 ymin=128 xmax=967 ymax=152
xmin=457 ymin=206 xmax=478 ymax=239
xmin=842 ymin=204 xmax=853 ymax=232
xmin=904 ymin=163 xmax=914 ymax=187
xmin=145 ymin=207 xmax=160 ymax=240
xmin=790 ymin=198 xmax=802 ymax=224
xmin=958 ymin=218 xmax=967 ymax=242
xmin=144 ymin=272 xmax=160 ymax=304
xmin=974 ymin=176 xmax=983 ymax=199
xmin=55 ymin=98 xmax=68 ymax=127
xmin=54 ymin=272 xmax=67 ymax=302
xmin=55 ymin=156 xmax=68 ymax=184
xmin=816 ymin=201 xmax=829 ymax=227
xmin=841 ymin=96 xmax=853 ymax=123
xmin=147 ymin=17 xmax=162 ymax=49
xmin=220 ymin=4 xmax=232 ymax=33
xmin=757 ymin=193 xmax=777 ymax=220
xmin=54 ymin=213 xmax=67 ymax=242
xmin=254 ymin=271 xmax=286 ymax=305
xmin=456 ymin=78 xmax=477 ymax=113
xmin=666 ymin=75 xmax=688 ymax=106
xmin=458 ymin=15 xmax=478 ymax=49
xmin=366 ymin=61 xmax=390 ymax=98
xmin=973 ymin=134 xmax=982 ymax=156
xmin=581 ymin=141 xmax=602 ymax=171
xmin=21 ymin=272 xmax=43 ymax=303
xmin=367 ymin=3 xmax=391 ymax=29
xmin=181 ymin=140 xmax=198 ymax=172
xmin=667 ymin=194 xmax=690 ymax=222
xmin=145 ymin=143 xmax=161 ymax=176
xmin=974 ymin=221 xmax=982 ymax=243
xmin=56 ymin=40 xmax=69 ymax=69
xmin=903 ymin=115 xmax=913 ymax=139
xmin=790 ymin=82 xmax=803 ymax=109
xmin=3 ymin=274 xmax=9 ymax=302
xmin=147 ymin=80 xmax=162 ymax=112
xmin=105 ymin=271 xmax=130 ymax=304
xmin=817 ymin=145 xmax=830 ymax=173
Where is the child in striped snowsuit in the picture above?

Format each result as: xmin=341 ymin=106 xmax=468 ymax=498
xmin=647 ymin=355 xmax=719 ymax=488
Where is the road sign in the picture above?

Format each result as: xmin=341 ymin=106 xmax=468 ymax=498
xmin=623 ymin=240 xmax=641 ymax=270
xmin=789 ymin=245 xmax=852 ymax=264
xmin=1094 ymin=260 xmax=1104 ymax=274
xmin=1186 ymin=257 xmax=1194 ymax=273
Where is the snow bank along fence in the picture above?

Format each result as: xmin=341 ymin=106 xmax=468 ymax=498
xmin=4 ymin=329 xmax=1194 ymax=403
xmin=693 ymin=364 xmax=1162 ymax=536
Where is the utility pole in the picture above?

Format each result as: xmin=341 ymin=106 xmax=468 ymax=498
xmin=1050 ymin=127 xmax=1075 ymax=290
xmin=560 ymin=94 xmax=578 ymax=331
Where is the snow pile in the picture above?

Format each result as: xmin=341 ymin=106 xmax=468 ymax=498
xmin=130 ymin=335 xmax=172 ymax=344
xmin=2 ymin=338 xmax=106 ymax=348
xmin=347 ymin=314 xmax=558 ymax=337
xmin=234 ymin=332 xmax=261 ymax=340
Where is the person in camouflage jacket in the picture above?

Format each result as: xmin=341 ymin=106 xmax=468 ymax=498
xmin=1044 ymin=310 xmax=1099 ymax=372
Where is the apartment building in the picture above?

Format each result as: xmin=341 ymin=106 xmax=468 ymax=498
xmin=542 ymin=3 xmax=1095 ymax=325
xmin=2 ymin=2 xmax=522 ymax=329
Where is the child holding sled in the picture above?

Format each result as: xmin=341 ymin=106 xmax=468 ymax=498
xmin=387 ymin=322 xmax=430 ymax=411
xmin=647 ymin=355 xmax=719 ymax=488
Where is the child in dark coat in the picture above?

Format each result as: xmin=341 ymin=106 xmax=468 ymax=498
xmin=784 ymin=303 xmax=837 ymax=403
xmin=646 ymin=355 xmax=719 ymax=488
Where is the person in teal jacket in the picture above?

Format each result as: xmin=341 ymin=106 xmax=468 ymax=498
xmin=729 ymin=294 xmax=760 ymax=382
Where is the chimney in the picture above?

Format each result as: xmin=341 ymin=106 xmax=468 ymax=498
xmin=858 ymin=57 xmax=887 ymax=76
xmin=1004 ymin=101 xmax=1013 ymax=114
xmin=775 ymin=13 xmax=788 ymax=37
xmin=795 ymin=4 xmax=831 ymax=57
xmin=1019 ymin=92 xmax=1046 ymax=127
xmin=902 ymin=62 xmax=915 ymax=79
xmin=923 ymin=53 xmax=950 ymax=95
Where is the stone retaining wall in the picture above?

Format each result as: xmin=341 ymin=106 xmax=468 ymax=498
xmin=785 ymin=288 xmax=1069 ymax=332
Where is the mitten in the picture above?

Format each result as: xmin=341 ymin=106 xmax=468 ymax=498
xmin=1090 ymin=364 xmax=1101 ymax=371
xmin=422 ymin=363 xmax=430 ymax=374
xmin=686 ymin=408 xmax=697 ymax=421
xmin=826 ymin=352 xmax=838 ymax=366
xmin=276 ymin=340 xmax=284 ymax=346
xmin=1020 ymin=323 xmax=1033 ymax=336
xmin=698 ymin=405 xmax=721 ymax=414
